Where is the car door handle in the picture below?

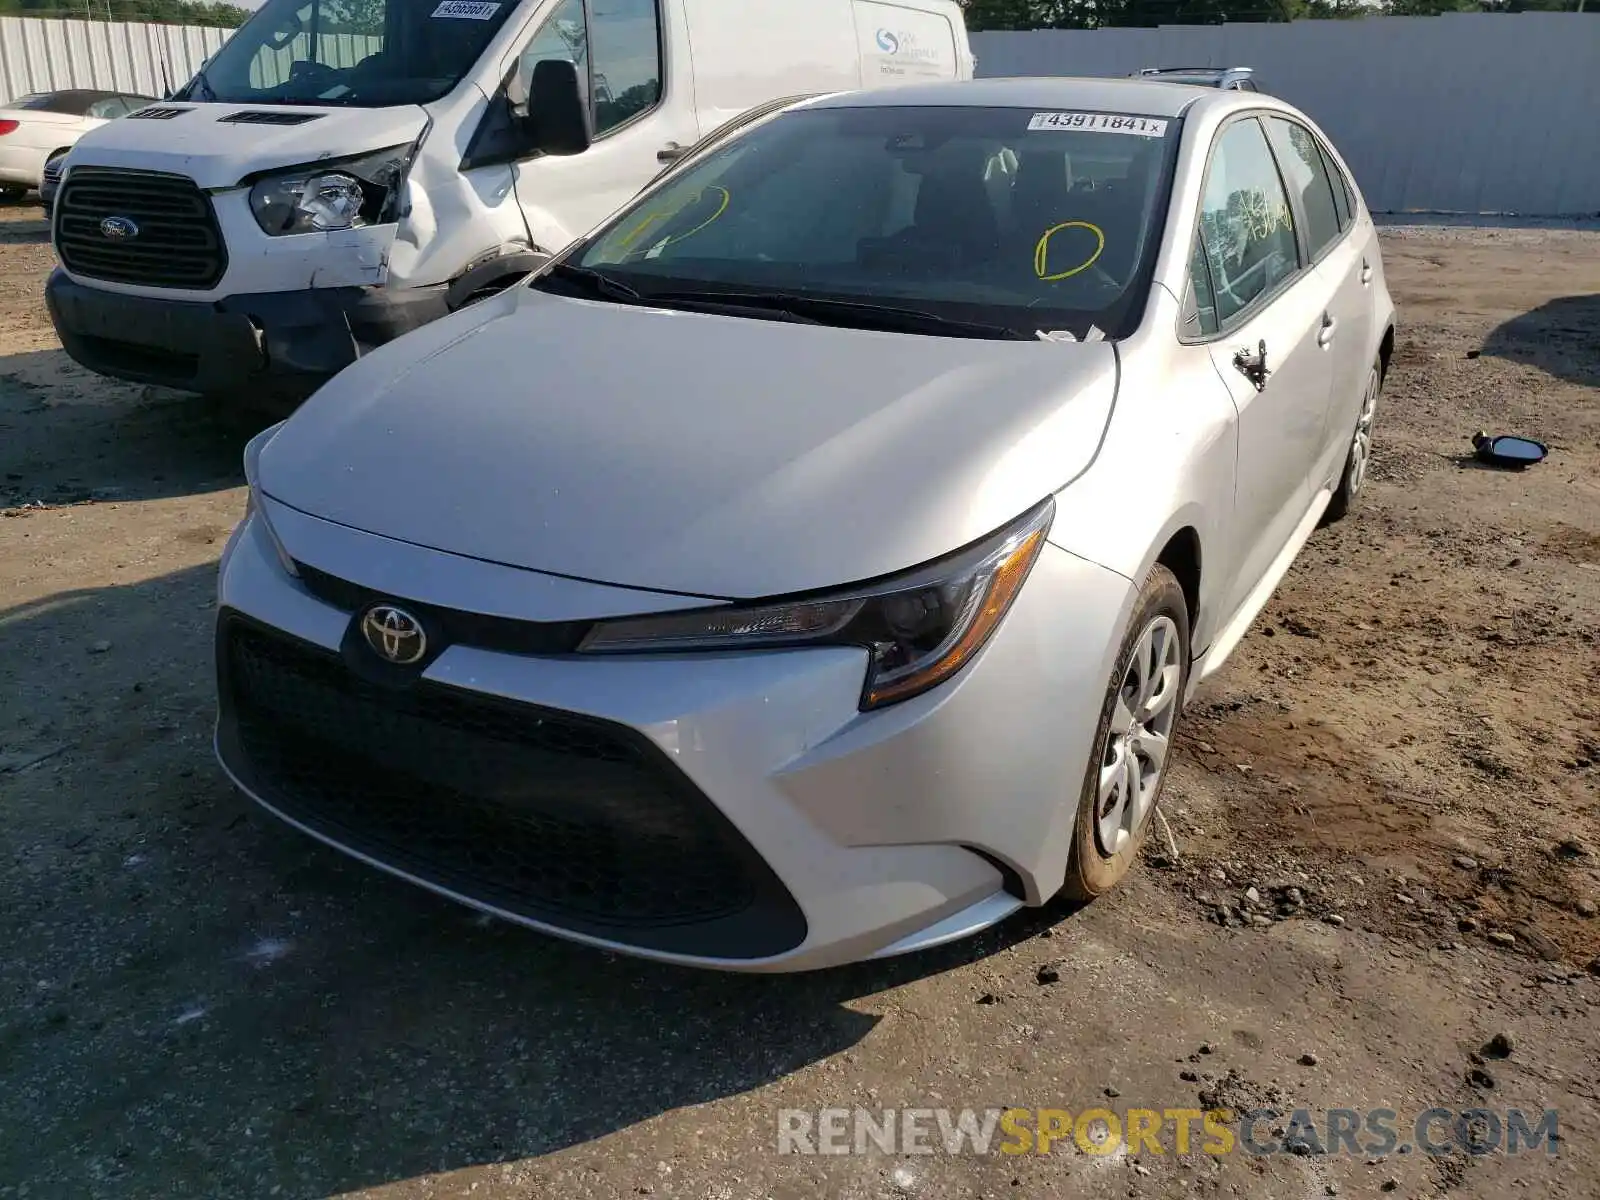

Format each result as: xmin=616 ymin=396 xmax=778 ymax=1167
xmin=1317 ymin=315 xmax=1338 ymax=348
xmin=1360 ymin=259 xmax=1373 ymax=285
xmin=657 ymin=142 xmax=687 ymax=164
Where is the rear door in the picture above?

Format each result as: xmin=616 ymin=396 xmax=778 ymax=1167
xmin=1262 ymin=115 xmax=1374 ymax=482
xmin=1188 ymin=116 xmax=1334 ymax=619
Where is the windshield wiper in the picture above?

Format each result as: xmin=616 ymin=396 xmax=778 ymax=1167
xmin=645 ymin=289 xmax=1031 ymax=340
xmin=538 ymin=262 xmax=645 ymax=304
xmin=181 ymin=67 xmax=218 ymax=102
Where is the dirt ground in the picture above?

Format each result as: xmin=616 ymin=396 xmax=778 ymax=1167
xmin=1 ymin=199 xmax=1597 ymax=1200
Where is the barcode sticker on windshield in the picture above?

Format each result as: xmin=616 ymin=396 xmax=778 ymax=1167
xmin=1028 ymin=112 xmax=1169 ymax=137
xmin=432 ymin=0 xmax=500 ymax=18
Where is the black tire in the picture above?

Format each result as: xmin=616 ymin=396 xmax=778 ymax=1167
xmin=1323 ymin=355 xmax=1383 ymax=524
xmin=1060 ymin=563 xmax=1190 ymax=902
xmin=0 ymin=184 xmax=26 ymax=203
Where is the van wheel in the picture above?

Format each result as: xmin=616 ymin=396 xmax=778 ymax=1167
xmin=1060 ymin=564 xmax=1190 ymax=901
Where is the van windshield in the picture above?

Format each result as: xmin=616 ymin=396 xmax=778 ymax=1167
xmin=181 ymin=0 xmax=518 ymax=107
xmin=564 ymin=104 xmax=1179 ymax=341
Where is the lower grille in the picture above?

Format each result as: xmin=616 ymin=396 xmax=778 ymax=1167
xmin=56 ymin=167 xmax=226 ymax=289
xmin=216 ymin=615 xmax=806 ymax=959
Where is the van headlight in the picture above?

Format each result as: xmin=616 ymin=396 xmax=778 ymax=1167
xmin=242 ymin=422 xmax=299 ymax=578
xmin=247 ymin=143 xmax=413 ymax=236
xmin=578 ymin=500 xmax=1054 ymax=709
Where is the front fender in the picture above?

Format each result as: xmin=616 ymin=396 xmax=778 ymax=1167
xmin=1046 ymin=327 xmax=1238 ymax=656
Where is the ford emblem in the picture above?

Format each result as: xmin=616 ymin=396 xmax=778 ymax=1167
xmin=99 ymin=216 xmax=139 ymax=239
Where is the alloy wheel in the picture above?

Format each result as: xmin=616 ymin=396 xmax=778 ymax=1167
xmin=1095 ymin=614 xmax=1182 ymax=857
xmin=1347 ymin=367 xmax=1380 ymax=495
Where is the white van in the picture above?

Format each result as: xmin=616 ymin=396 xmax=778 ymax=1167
xmin=45 ymin=0 xmax=972 ymax=402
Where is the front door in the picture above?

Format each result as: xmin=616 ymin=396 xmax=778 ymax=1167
xmin=508 ymin=0 xmax=700 ymax=254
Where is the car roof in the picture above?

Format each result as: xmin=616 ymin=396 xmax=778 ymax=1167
xmin=808 ymin=76 xmax=1213 ymax=119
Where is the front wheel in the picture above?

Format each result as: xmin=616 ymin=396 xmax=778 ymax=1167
xmin=1323 ymin=356 xmax=1382 ymax=523
xmin=1060 ymin=564 xmax=1190 ymax=901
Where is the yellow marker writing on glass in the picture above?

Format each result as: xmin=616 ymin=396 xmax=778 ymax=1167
xmin=1033 ymin=220 xmax=1105 ymax=281
xmin=619 ymin=186 xmax=732 ymax=255
xmin=662 ymin=185 xmax=730 ymax=248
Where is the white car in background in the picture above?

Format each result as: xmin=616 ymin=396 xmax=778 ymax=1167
xmin=0 ymin=89 xmax=153 ymax=202
xmin=218 ymin=77 xmax=1395 ymax=972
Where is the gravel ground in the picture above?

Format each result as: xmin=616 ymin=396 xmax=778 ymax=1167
xmin=2 ymin=198 xmax=1598 ymax=1200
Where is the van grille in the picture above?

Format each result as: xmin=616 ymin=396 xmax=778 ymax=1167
xmin=55 ymin=167 xmax=226 ymax=290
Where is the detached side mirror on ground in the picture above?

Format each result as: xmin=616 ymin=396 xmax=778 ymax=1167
xmin=1472 ymin=432 xmax=1548 ymax=469
xmin=525 ymin=58 xmax=592 ymax=157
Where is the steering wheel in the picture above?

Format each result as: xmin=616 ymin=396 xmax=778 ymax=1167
xmin=288 ymin=59 xmax=336 ymax=88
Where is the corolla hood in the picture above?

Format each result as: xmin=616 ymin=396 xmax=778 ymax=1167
xmin=259 ymin=289 xmax=1121 ymax=600
xmin=65 ymin=103 xmax=427 ymax=189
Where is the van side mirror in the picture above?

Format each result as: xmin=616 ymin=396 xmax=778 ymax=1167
xmin=525 ymin=58 xmax=592 ymax=157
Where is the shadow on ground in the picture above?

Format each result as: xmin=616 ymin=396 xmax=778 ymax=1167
xmin=0 ymin=564 xmax=1075 ymax=1197
xmin=1481 ymin=294 xmax=1600 ymax=390
xmin=0 ymin=348 xmax=274 ymax=508
xmin=0 ymin=221 xmax=50 ymax=246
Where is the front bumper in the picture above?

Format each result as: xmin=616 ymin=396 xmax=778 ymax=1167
xmin=45 ymin=267 xmax=447 ymax=399
xmin=214 ymin=504 xmax=1135 ymax=972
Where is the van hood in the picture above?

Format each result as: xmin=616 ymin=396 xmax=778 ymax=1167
xmin=65 ymin=103 xmax=428 ymax=190
xmin=259 ymin=289 xmax=1121 ymax=600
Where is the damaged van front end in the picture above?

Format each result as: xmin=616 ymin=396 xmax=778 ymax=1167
xmin=43 ymin=107 xmax=448 ymax=401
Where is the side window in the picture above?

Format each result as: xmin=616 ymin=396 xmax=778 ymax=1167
xmin=86 ymin=97 xmax=125 ymax=119
xmin=514 ymin=0 xmax=588 ymax=111
xmin=513 ymin=0 xmax=661 ymax=137
xmin=590 ymin=0 xmax=662 ymax=134
xmin=1317 ymin=139 xmax=1354 ymax=230
xmin=1196 ymin=118 xmax=1298 ymax=326
xmin=1264 ymin=116 xmax=1342 ymax=260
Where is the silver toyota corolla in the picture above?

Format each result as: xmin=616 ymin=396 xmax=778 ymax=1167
xmin=216 ymin=78 xmax=1395 ymax=971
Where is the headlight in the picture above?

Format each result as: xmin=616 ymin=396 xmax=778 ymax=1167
xmin=579 ymin=500 xmax=1054 ymax=709
xmin=247 ymin=144 xmax=412 ymax=236
xmin=242 ymin=422 xmax=299 ymax=578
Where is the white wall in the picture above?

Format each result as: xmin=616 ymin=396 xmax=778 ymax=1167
xmin=0 ymin=16 xmax=383 ymax=103
xmin=972 ymin=13 xmax=1600 ymax=217
xmin=0 ymin=16 xmax=228 ymax=103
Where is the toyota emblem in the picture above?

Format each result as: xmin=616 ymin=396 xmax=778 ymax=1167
xmin=361 ymin=604 xmax=427 ymax=665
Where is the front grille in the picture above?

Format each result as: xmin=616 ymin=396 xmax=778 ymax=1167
xmin=217 ymin=615 xmax=807 ymax=959
xmin=56 ymin=167 xmax=226 ymax=289
xmin=218 ymin=111 xmax=323 ymax=126
xmin=294 ymin=562 xmax=592 ymax=656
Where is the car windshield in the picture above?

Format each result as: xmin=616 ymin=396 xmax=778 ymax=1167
xmin=564 ymin=104 xmax=1179 ymax=340
xmin=179 ymin=0 xmax=518 ymax=107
